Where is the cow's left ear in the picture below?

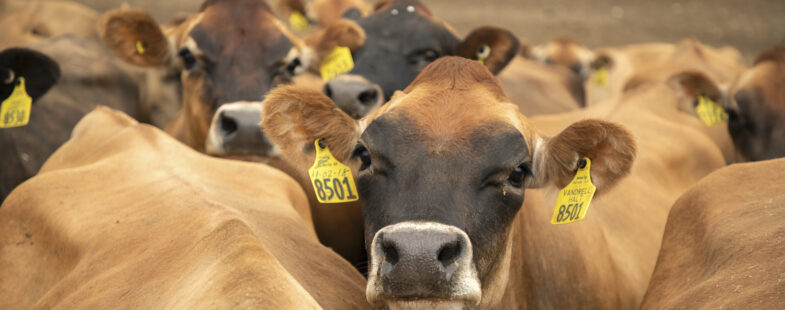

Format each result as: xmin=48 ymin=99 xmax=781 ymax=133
xmin=0 ymin=48 xmax=61 ymax=102
xmin=530 ymin=120 xmax=636 ymax=195
xmin=666 ymin=71 xmax=723 ymax=109
xmin=456 ymin=26 xmax=520 ymax=74
xmin=101 ymin=9 xmax=172 ymax=67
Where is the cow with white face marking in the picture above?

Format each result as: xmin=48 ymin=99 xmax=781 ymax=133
xmin=261 ymin=55 xmax=734 ymax=308
xmin=101 ymin=0 xmax=310 ymax=154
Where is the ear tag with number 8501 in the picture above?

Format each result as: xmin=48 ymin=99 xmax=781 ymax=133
xmin=551 ymin=157 xmax=596 ymax=225
xmin=320 ymin=46 xmax=354 ymax=82
xmin=1 ymin=77 xmax=32 ymax=128
xmin=308 ymin=139 xmax=360 ymax=204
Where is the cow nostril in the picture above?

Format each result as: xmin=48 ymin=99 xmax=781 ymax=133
xmin=437 ymin=240 xmax=463 ymax=267
xmin=381 ymin=241 xmax=399 ymax=265
xmin=219 ymin=112 xmax=238 ymax=136
xmin=323 ymin=84 xmax=333 ymax=99
xmin=358 ymin=89 xmax=378 ymax=106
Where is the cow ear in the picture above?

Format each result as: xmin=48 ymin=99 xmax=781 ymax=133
xmin=261 ymin=85 xmax=361 ymax=170
xmin=667 ymin=71 xmax=723 ymax=108
xmin=530 ymin=120 xmax=636 ymax=195
xmin=276 ymin=0 xmax=307 ymax=18
xmin=304 ymin=18 xmax=366 ymax=64
xmin=0 ymin=48 xmax=61 ymax=103
xmin=456 ymin=26 xmax=520 ymax=75
xmin=101 ymin=9 xmax=172 ymax=67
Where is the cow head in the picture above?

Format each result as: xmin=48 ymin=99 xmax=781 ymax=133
xmin=0 ymin=47 xmax=60 ymax=103
xmin=101 ymin=0 xmax=310 ymax=153
xmin=529 ymin=36 xmax=594 ymax=80
xmin=726 ymin=45 xmax=785 ymax=161
xmin=309 ymin=0 xmax=519 ymax=119
xmin=261 ymin=57 xmax=636 ymax=308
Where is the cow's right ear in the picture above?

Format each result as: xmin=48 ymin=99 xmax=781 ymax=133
xmin=303 ymin=19 xmax=366 ymax=65
xmin=101 ymin=9 xmax=172 ymax=67
xmin=261 ymin=85 xmax=361 ymax=170
xmin=0 ymin=48 xmax=61 ymax=102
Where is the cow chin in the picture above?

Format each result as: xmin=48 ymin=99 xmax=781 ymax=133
xmin=366 ymin=221 xmax=482 ymax=309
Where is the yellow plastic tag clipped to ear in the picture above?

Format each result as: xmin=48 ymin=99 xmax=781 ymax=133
xmin=695 ymin=95 xmax=728 ymax=126
xmin=591 ymin=67 xmax=608 ymax=86
xmin=320 ymin=47 xmax=354 ymax=82
xmin=1 ymin=77 xmax=33 ymax=128
xmin=308 ymin=139 xmax=360 ymax=203
xmin=135 ymin=41 xmax=147 ymax=55
xmin=476 ymin=44 xmax=491 ymax=65
xmin=551 ymin=157 xmax=596 ymax=225
xmin=289 ymin=11 xmax=310 ymax=33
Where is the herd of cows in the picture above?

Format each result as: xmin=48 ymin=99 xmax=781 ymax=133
xmin=1 ymin=0 xmax=784 ymax=309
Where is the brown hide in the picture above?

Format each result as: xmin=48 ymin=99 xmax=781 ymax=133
xmin=641 ymin=158 xmax=785 ymax=309
xmin=0 ymin=35 xmax=143 ymax=201
xmin=0 ymin=0 xmax=99 ymax=49
xmin=497 ymin=56 xmax=584 ymax=116
xmin=0 ymin=107 xmax=366 ymax=309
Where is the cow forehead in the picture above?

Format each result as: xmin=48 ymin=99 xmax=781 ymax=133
xmin=190 ymin=7 xmax=293 ymax=62
xmin=358 ymin=3 xmax=457 ymax=51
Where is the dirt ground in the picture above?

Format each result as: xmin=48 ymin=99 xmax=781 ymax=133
xmin=76 ymin=0 xmax=785 ymax=62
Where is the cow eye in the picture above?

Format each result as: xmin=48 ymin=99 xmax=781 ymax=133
xmin=352 ymin=145 xmax=371 ymax=171
xmin=286 ymin=58 xmax=302 ymax=75
xmin=178 ymin=48 xmax=197 ymax=70
xmin=407 ymin=49 xmax=441 ymax=69
xmin=508 ymin=164 xmax=531 ymax=188
xmin=423 ymin=49 xmax=440 ymax=62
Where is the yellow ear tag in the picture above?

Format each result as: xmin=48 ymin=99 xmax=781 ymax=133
xmin=551 ymin=157 xmax=596 ymax=225
xmin=135 ymin=40 xmax=147 ymax=55
xmin=695 ymin=95 xmax=728 ymax=126
xmin=1 ymin=77 xmax=33 ymax=128
xmin=476 ymin=44 xmax=491 ymax=65
xmin=308 ymin=139 xmax=360 ymax=203
xmin=320 ymin=46 xmax=354 ymax=82
xmin=591 ymin=67 xmax=609 ymax=86
xmin=289 ymin=11 xmax=310 ymax=33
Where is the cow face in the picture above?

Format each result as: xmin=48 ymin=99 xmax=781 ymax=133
xmin=529 ymin=37 xmax=594 ymax=80
xmin=0 ymin=48 xmax=60 ymax=103
xmin=311 ymin=0 xmax=519 ymax=119
xmin=261 ymin=57 xmax=636 ymax=307
xmin=726 ymin=45 xmax=785 ymax=161
xmin=101 ymin=0 xmax=310 ymax=152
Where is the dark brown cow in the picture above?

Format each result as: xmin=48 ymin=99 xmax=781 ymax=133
xmin=0 ymin=106 xmax=367 ymax=308
xmin=726 ymin=44 xmax=785 ymax=161
xmin=101 ymin=0 xmax=308 ymax=153
xmin=261 ymin=57 xmax=730 ymax=308
xmin=0 ymin=37 xmax=145 ymax=201
xmin=641 ymin=158 xmax=785 ymax=309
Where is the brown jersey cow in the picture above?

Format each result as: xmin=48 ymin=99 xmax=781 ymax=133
xmin=640 ymin=158 xmax=785 ymax=309
xmin=260 ymin=56 xmax=729 ymax=308
xmin=0 ymin=106 xmax=366 ymax=309
xmin=726 ymin=44 xmax=785 ymax=161
xmin=100 ymin=0 xmax=310 ymax=153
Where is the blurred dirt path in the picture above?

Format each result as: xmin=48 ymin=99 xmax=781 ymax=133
xmin=74 ymin=0 xmax=785 ymax=61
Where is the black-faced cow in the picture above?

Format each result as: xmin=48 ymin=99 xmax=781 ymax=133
xmin=261 ymin=57 xmax=732 ymax=308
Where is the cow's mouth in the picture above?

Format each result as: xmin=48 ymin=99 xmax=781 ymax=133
xmin=383 ymin=299 xmax=470 ymax=310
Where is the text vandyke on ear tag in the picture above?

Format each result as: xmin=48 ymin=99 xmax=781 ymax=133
xmin=695 ymin=95 xmax=728 ymax=126
xmin=551 ymin=157 xmax=596 ymax=225
xmin=320 ymin=47 xmax=354 ymax=82
xmin=0 ymin=77 xmax=33 ymax=128
xmin=308 ymin=139 xmax=360 ymax=204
